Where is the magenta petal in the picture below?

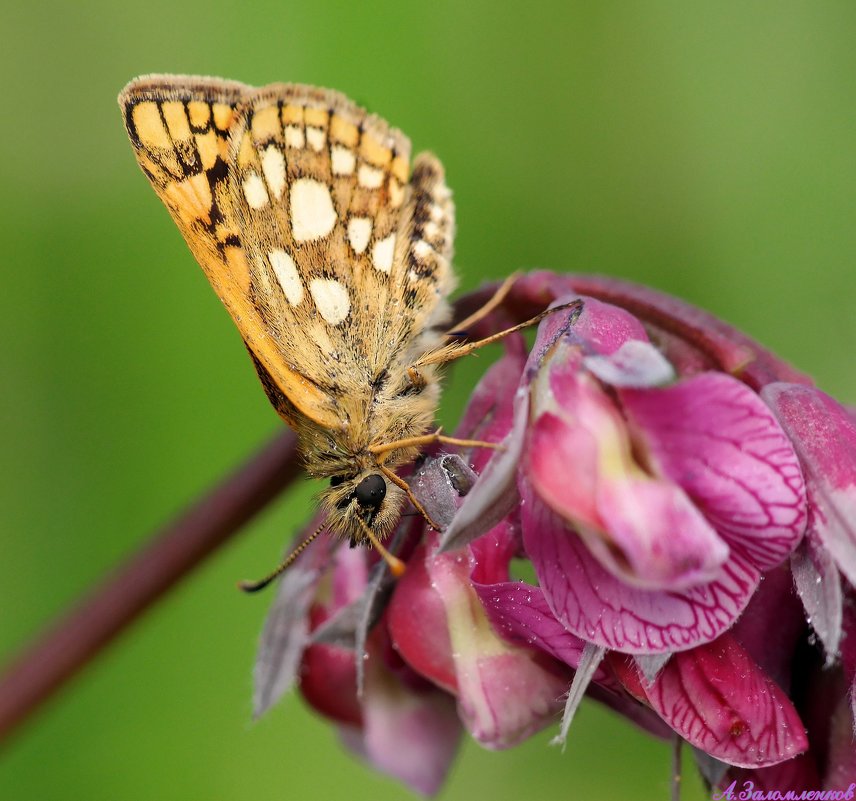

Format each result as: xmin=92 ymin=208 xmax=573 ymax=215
xmin=521 ymin=478 xmax=761 ymax=653
xmin=438 ymin=327 xmax=531 ymax=553
xmin=426 ymin=541 xmax=569 ymax=749
xmin=727 ymin=564 xmax=806 ymax=691
xmin=592 ymin=475 xmax=729 ymax=589
xmin=527 ymin=408 xmax=599 ymax=531
xmin=438 ymin=386 xmax=527 ymax=552
xmin=339 ymin=667 xmax=462 ymax=797
xmin=476 ymin=582 xmax=678 ymax=739
xmin=639 ymin=635 xmax=808 ymax=768
xmin=530 ymin=337 xmax=729 ymax=588
xmin=791 ymin=523 xmax=843 ymax=661
xmin=475 ymin=581 xmax=590 ymax=671
xmin=583 ymin=339 xmax=675 ymax=388
xmin=621 ymin=373 xmax=807 ymax=571
xmin=762 ymin=383 xmax=856 ymax=587
xmin=567 ymin=295 xmax=650 ymax=355
xmin=388 ymin=544 xmax=458 ymax=694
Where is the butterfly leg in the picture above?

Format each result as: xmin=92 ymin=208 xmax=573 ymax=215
xmin=369 ymin=427 xmax=503 ymax=460
xmin=414 ymin=298 xmax=584 ymax=369
xmin=405 ymin=274 xmax=522 ymax=390
xmin=445 ymin=272 xmax=519 ymax=337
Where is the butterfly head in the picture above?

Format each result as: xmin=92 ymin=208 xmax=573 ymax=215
xmin=323 ymin=470 xmax=405 ymax=543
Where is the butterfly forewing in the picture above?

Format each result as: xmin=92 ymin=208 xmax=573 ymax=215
xmin=119 ymin=75 xmax=455 ymax=440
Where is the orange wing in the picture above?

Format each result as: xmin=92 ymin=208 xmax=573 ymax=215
xmin=119 ymin=74 xmax=342 ymax=430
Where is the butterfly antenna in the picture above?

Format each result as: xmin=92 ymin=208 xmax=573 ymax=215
xmin=238 ymin=520 xmax=327 ymax=593
xmin=355 ymin=517 xmax=406 ymax=578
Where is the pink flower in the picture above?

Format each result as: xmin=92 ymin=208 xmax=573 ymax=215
xmin=253 ymin=271 xmax=856 ymax=795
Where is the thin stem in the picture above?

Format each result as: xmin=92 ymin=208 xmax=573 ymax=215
xmin=0 ymin=431 xmax=300 ymax=746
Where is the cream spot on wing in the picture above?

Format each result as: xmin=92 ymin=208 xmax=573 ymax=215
xmin=290 ymin=179 xmax=337 ymax=242
xmin=331 ymin=145 xmax=355 ymax=175
xmin=306 ymin=126 xmax=325 ymax=151
xmin=281 ymin=104 xmax=303 ymax=125
xmin=347 ymin=217 xmax=372 ymax=255
xmin=358 ymin=164 xmax=384 ymax=189
xmin=311 ymin=320 xmax=335 ymax=355
xmin=413 ymin=239 xmax=433 ymax=262
xmin=429 ymin=204 xmax=445 ymax=223
xmin=309 ymin=278 xmax=350 ymax=325
xmin=268 ymin=249 xmax=303 ymax=306
xmin=434 ymin=184 xmax=452 ymax=202
xmin=372 ymin=234 xmax=396 ymax=273
xmin=422 ymin=221 xmax=440 ymax=241
xmin=261 ymin=146 xmax=286 ymax=200
xmin=284 ymin=125 xmax=305 ymax=149
xmin=243 ymin=172 xmax=269 ymax=209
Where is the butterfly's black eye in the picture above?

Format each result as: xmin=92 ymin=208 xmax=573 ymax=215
xmin=354 ymin=474 xmax=386 ymax=508
xmin=329 ymin=475 xmax=346 ymax=487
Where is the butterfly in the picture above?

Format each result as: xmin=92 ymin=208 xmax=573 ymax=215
xmin=118 ymin=75 xmax=577 ymax=588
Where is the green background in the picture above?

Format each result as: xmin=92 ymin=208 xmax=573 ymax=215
xmin=2 ymin=2 xmax=855 ymax=799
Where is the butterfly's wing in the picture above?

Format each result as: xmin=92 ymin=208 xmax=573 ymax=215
xmin=119 ymin=75 xmax=455 ymax=432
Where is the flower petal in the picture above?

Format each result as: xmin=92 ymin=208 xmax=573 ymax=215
xmin=339 ymin=661 xmax=462 ymax=797
xmin=443 ymin=295 xmax=592 ymax=556
xmin=567 ymin=295 xmax=650 ymax=355
xmin=528 ymin=345 xmax=730 ymax=589
xmin=593 ymin=475 xmax=730 ymax=589
xmin=613 ymin=634 xmax=809 ymax=768
xmin=726 ymin=564 xmax=806 ymax=691
xmin=438 ymin=339 xmax=529 ymax=552
xmin=428 ymin=544 xmax=570 ymax=748
xmin=791 ymin=524 xmax=843 ymax=661
xmin=253 ymin=517 xmax=338 ymax=718
xmin=387 ymin=544 xmax=458 ymax=694
xmin=584 ymin=339 xmax=675 ymax=387
xmin=393 ymin=532 xmax=573 ymax=749
xmin=300 ymin=605 xmax=363 ymax=727
xmin=762 ymin=383 xmax=856 ymax=586
xmin=621 ymin=372 xmax=807 ymax=571
xmin=522 ymin=478 xmax=760 ymax=653
xmin=474 ymin=580 xmax=593 ymax=672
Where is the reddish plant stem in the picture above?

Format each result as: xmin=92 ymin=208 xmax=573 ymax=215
xmin=0 ymin=431 xmax=300 ymax=745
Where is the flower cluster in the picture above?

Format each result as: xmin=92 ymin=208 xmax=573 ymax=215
xmin=253 ymin=271 xmax=856 ymax=796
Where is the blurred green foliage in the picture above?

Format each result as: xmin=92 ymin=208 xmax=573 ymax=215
xmin=2 ymin=2 xmax=855 ymax=799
